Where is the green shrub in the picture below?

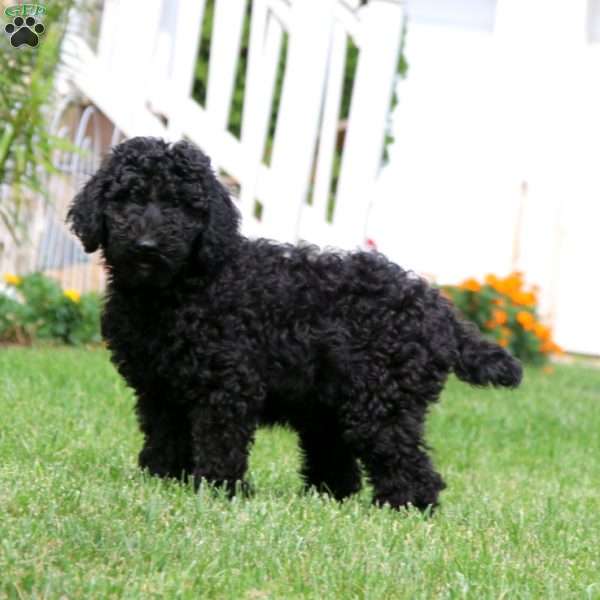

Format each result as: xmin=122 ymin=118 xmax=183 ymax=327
xmin=0 ymin=0 xmax=74 ymax=243
xmin=0 ymin=292 xmax=26 ymax=343
xmin=1 ymin=273 xmax=101 ymax=345
xmin=444 ymin=272 xmax=563 ymax=366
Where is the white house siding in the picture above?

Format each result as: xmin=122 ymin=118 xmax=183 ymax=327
xmin=369 ymin=0 xmax=600 ymax=356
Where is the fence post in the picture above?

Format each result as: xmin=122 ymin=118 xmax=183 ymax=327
xmin=205 ymin=0 xmax=247 ymax=133
xmin=165 ymin=0 xmax=207 ymax=140
xmin=259 ymin=0 xmax=335 ymax=242
xmin=334 ymin=0 xmax=404 ymax=248
xmin=238 ymin=0 xmax=285 ymax=235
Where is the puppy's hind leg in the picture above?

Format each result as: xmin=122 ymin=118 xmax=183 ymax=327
xmin=341 ymin=394 xmax=445 ymax=512
xmin=359 ymin=426 xmax=445 ymax=512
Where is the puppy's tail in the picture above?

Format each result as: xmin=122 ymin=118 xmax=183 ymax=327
xmin=452 ymin=318 xmax=523 ymax=388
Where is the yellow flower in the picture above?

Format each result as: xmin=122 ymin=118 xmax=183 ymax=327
xmin=3 ymin=273 xmax=22 ymax=286
xmin=63 ymin=289 xmax=81 ymax=303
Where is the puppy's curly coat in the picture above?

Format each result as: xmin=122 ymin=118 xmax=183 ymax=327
xmin=68 ymin=137 xmax=522 ymax=510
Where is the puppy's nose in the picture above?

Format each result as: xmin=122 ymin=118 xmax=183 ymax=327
xmin=135 ymin=238 xmax=158 ymax=252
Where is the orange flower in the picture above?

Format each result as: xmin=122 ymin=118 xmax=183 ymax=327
xmin=493 ymin=309 xmax=508 ymax=325
xmin=533 ymin=323 xmax=550 ymax=341
xmin=540 ymin=340 xmax=563 ymax=355
xmin=484 ymin=320 xmax=497 ymax=330
xmin=486 ymin=272 xmax=531 ymax=298
xmin=485 ymin=274 xmax=503 ymax=293
xmin=516 ymin=311 xmax=535 ymax=331
xmin=508 ymin=291 xmax=521 ymax=304
xmin=511 ymin=290 xmax=537 ymax=307
xmin=460 ymin=278 xmax=481 ymax=292
xmin=505 ymin=271 xmax=523 ymax=290
xmin=492 ymin=297 xmax=506 ymax=307
xmin=499 ymin=338 xmax=509 ymax=347
xmin=523 ymin=292 xmax=537 ymax=306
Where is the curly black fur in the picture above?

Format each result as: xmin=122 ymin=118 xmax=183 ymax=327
xmin=68 ymin=137 xmax=522 ymax=511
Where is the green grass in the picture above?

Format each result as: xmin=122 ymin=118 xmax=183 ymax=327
xmin=1 ymin=347 xmax=599 ymax=599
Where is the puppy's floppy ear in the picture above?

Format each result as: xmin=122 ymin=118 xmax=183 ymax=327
xmin=67 ymin=172 xmax=106 ymax=253
xmin=195 ymin=182 xmax=241 ymax=268
xmin=169 ymin=139 xmax=241 ymax=269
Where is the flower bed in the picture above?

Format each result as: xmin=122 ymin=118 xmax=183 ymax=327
xmin=445 ymin=272 xmax=562 ymax=365
xmin=1 ymin=273 xmax=101 ymax=345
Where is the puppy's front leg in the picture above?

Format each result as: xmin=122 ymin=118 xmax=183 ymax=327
xmin=189 ymin=395 xmax=257 ymax=497
xmin=136 ymin=393 xmax=193 ymax=481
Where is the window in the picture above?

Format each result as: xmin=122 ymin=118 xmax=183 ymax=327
xmin=405 ymin=0 xmax=497 ymax=32
xmin=589 ymin=0 xmax=600 ymax=42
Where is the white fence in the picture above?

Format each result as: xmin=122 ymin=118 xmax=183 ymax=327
xmin=59 ymin=0 xmax=404 ymax=247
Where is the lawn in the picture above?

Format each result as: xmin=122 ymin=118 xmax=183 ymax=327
xmin=1 ymin=347 xmax=599 ymax=599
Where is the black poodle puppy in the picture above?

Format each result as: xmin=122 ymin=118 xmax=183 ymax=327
xmin=68 ymin=137 xmax=522 ymax=511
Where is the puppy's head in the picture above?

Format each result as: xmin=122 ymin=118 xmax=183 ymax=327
xmin=67 ymin=137 xmax=240 ymax=288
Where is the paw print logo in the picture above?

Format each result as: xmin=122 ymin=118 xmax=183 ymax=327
xmin=4 ymin=16 xmax=45 ymax=48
